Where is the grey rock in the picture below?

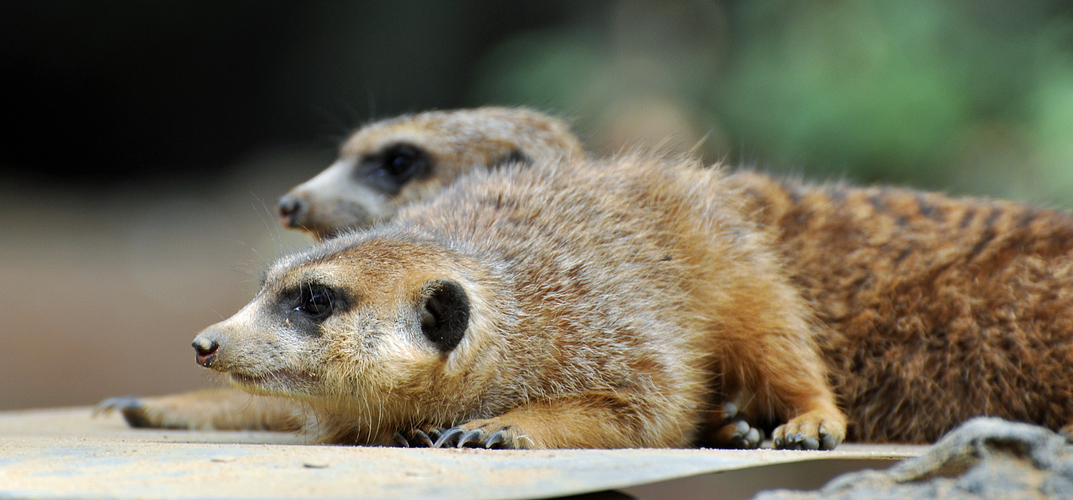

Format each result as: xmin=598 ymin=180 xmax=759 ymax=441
xmin=754 ymin=418 xmax=1073 ymax=500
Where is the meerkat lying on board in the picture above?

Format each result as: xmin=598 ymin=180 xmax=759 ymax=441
xmin=273 ymin=107 xmax=1073 ymax=443
xmin=100 ymin=108 xmax=1073 ymax=446
xmin=194 ymin=153 xmax=847 ymax=449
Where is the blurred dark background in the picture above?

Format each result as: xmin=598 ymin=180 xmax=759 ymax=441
xmin=2 ymin=0 xmax=1073 ymax=410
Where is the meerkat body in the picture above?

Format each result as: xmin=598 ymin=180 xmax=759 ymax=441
xmin=274 ymin=108 xmax=1073 ymax=444
xmin=186 ymin=154 xmax=845 ymax=449
xmin=100 ymin=108 xmax=1073 ymax=446
xmin=732 ymin=172 xmax=1073 ymax=442
xmin=278 ymin=107 xmax=584 ymax=239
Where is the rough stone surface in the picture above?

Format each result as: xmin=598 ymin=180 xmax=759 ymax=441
xmin=754 ymin=418 xmax=1073 ymax=500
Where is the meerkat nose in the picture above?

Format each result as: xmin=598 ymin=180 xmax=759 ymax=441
xmin=191 ymin=335 xmax=220 ymax=368
xmin=278 ymin=194 xmax=307 ymax=227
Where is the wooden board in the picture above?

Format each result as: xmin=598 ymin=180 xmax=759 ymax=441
xmin=0 ymin=408 xmax=925 ymax=499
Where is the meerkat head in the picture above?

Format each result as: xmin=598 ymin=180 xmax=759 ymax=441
xmin=190 ymin=233 xmax=507 ymax=440
xmin=278 ymin=107 xmax=584 ymax=239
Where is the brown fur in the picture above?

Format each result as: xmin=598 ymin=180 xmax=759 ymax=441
xmin=99 ymin=108 xmax=1073 ymax=446
xmin=732 ymin=171 xmax=1073 ymax=443
xmin=186 ymin=154 xmax=845 ymax=449
xmin=275 ymin=108 xmax=1073 ymax=444
xmin=278 ymin=107 xmax=584 ymax=239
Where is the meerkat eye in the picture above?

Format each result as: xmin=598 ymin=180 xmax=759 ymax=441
xmin=295 ymin=284 xmax=334 ymax=320
xmin=363 ymin=144 xmax=430 ymax=195
xmin=385 ymin=148 xmax=416 ymax=176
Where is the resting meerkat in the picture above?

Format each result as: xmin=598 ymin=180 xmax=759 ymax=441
xmin=99 ymin=108 xmax=1073 ymax=446
xmin=179 ymin=153 xmax=845 ymax=449
xmin=268 ymin=108 xmax=1073 ymax=443
xmin=96 ymin=108 xmax=587 ymax=436
xmin=278 ymin=107 xmax=584 ymax=239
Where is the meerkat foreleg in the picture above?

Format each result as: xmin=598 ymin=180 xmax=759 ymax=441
xmin=395 ymin=393 xmax=695 ymax=449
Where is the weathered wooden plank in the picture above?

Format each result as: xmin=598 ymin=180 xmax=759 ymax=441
xmin=0 ymin=408 xmax=923 ymax=499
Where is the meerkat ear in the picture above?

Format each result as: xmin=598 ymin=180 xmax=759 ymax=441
xmin=492 ymin=149 xmax=532 ymax=169
xmin=418 ymin=279 xmax=470 ymax=352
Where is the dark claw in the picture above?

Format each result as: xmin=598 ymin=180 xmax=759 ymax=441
xmin=93 ymin=396 xmax=143 ymax=415
xmin=721 ymin=401 xmax=739 ymax=421
xmin=775 ymin=431 xmax=820 ymax=450
xmin=485 ymin=430 xmax=509 ymax=449
xmin=427 ymin=427 xmax=445 ymax=442
xmin=743 ymin=428 xmax=761 ymax=448
xmin=458 ymin=428 xmax=487 ymax=448
xmin=731 ymin=420 xmax=750 ymax=437
xmin=433 ymin=427 xmax=464 ymax=448
xmin=817 ymin=427 xmax=837 ymax=450
xmin=93 ymin=396 xmax=151 ymax=428
xmin=411 ymin=430 xmax=434 ymax=448
xmin=393 ymin=432 xmax=410 ymax=447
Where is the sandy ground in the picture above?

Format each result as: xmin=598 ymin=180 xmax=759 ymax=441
xmin=0 ymin=407 xmax=923 ymax=500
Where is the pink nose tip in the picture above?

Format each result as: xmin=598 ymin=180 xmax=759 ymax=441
xmin=278 ymin=194 xmax=307 ymax=227
xmin=192 ymin=336 xmax=219 ymax=368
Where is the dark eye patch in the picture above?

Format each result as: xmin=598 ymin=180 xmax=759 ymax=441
xmin=359 ymin=143 xmax=431 ymax=195
xmin=283 ymin=282 xmax=348 ymax=326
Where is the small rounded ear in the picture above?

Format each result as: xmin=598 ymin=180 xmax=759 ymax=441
xmin=419 ymin=279 xmax=470 ymax=352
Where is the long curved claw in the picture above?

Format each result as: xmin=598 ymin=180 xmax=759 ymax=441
xmin=432 ymin=427 xmax=465 ymax=448
xmin=457 ymin=428 xmax=488 ymax=448
xmin=409 ymin=422 xmax=534 ymax=449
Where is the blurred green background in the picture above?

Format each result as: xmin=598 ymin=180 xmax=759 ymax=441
xmin=1 ymin=0 xmax=1072 ymax=410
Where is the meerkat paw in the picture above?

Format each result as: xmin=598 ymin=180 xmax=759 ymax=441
xmin=708 ymin=401 xmax=765 ymax=449
xmin=393 ymin=427 xmax=442 ymax=448
xmin=772 ymin=411 xmax=844 ymax=451
xmin=94 ymin=396 xmax=160 ymax=428
xmin=396 ymin=421 xmax=535 ymax=449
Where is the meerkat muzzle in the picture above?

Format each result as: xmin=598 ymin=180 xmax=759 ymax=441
xmin=277 ymin=193 xmax=308 ymax=228
xmin=192 ymin=335 xmax=219 ymax=368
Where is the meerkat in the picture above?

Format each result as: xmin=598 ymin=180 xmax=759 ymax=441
xmin=95 ymin=108 xmax=587 ymax=433
xmin=99 ymin=108 xmax=1073 ymax=446
xmin=269 ymin=108 xmax=1073 ymax=444
xmin=138 ymin=153 xmax=847 ymax=450
xmin=278 ymin=107 xmax=584 ymax=239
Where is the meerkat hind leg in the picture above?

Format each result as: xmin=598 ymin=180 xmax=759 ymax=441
xmin=700 ymin=401 xmax=765 ymax=449
xmin=94 ymin=388 xmax=304 ymax=432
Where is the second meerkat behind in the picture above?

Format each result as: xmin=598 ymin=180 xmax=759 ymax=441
xmin=278 ymin=107 xmax=584 ymax=239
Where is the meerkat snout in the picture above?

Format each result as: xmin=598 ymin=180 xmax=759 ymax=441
xmin=192 ymin=334 xmax=220 ymax=368
xmin=277 ymin=194 xmax=308 ymax=228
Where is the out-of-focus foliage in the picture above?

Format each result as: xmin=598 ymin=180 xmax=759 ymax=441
xmin=471 ymin=0 xmax=1073 ymax=205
